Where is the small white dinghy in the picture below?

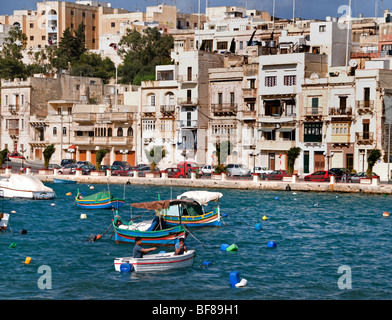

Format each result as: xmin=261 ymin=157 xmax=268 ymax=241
xmin=0 ymin=213 xmax=10 ymax=231
xmin=114 ymin=250 xmax=196 ymax=272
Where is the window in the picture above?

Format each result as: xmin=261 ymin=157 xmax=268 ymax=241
xmin=108 ymin=128 xmax=112 ymax=137
xmin=127 ymin=127 xmax=133 ymax=136
xmin=63 ymin=127 xmax=67 ymax=136
xmin=42 ymin=36 xmax=46 ymax=40
xmin=160 ymin=120 xmax=173 ymax=132
xmin=284 ymin=75 xmax=296 ymax=86
xmin=218 ymin=93 xmax=222 ymax=105
xmin=142 ymin=120 xmax=156 ymax=131
xmin=30 ymin=23 xmax=34 ymax=28
xmin=71 ymin=10 xmax=74 ymax=16
xmin=117 ymin=127 xmax=123 ymax=137
xmin=319 ymin=25 xmax=326 ymax=32
xmin=53 ymin=127 xmax=57 ymax=136
xmin=111 ymin=22 xmax=116 ymax=28
xmin=265 ymin=76 xmax=277 ymax=87
xmin=332 ymin=123 xmax=350 ymax=135
xmin=217 ymin=41 xmax=228 ymax=50
xmin=30 ymin=36 xmax=34 ymax=41
xmin=92 ymin=14 xmax=96 ymax=19
xmin=249 ymin=79 xmax=256 ymax=89
xmin=230 ymin=92 xmax=235 ymax=105
xmin=304 ymin=122 xmax=322 ymax=142
xmin=82 ymin=12 xmax=86 ymax=18
xmin=150 ymin=94 xmax=156 ymax=106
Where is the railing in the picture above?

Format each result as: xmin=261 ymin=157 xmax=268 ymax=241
xmin=211 ymin=103 xmax=238 ymax=115
xmin=73 ymin=113 xmax=97 ymax=122
xmin=242 ymin=88 xmax=257 ymax=97
xmin=356 ymin=101 xmax=374 ymax=113
xmin=178 ymin=98 xmax=198 ymax=106
xmin=178 ymin=120 xmax=198 ymax=128
xmin=160 ymin=105 xmax=176 ymax=114
xmin=304 ymin=107 xmax=324 ymax=116
xmin=8 ymin=129 xmax=19 ymax=136
xmin=356 ymin=132 xmax=374 ymax=144
xmin=329 ymin=107 xmax=353 ymax=116
xmin=8 ymin=105 xmax=19 ymax=113
xmin=142 ymin=105 xmax=156 ymax=113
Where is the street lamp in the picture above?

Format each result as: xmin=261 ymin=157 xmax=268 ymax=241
xmin=323 ymin=151 xmax=334 ymax=171
xmin=250 ymin=152 xmax=259 ymax=173
xmin=19 ymin=148 xmax=26 ymax=169
xmin=120 ymin=149 xmax=128 ymax=161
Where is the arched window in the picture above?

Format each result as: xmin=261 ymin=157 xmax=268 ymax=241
xmin=108 ymin=128 xmax=112 ymax=137
xmin=117 ymin=127 xmax=123 ymax=137
xmin=127 ymin=127 xmax=133 ymax=136
xmin=53 ymin=127 xmax=57 ymax=136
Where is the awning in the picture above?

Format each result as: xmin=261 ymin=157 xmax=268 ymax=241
xmin=177 ymin=191 xmax=223 ymax=206
xmin=131 ymin=199 xmax=197 ymax=210
xmin=258 ymin=127 xmax=275 ymax=132
xmin=276 ymin=127 xmax=295 ymax=132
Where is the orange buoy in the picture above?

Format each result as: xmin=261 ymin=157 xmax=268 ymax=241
xmin=96 ymin=234 xmax=101 ymax=240
xmin=383 ymin=212 xmax=390 ymax=217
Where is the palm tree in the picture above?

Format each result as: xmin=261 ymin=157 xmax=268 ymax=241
xmin=366 ymin=149 xmax=381 ymax=178
xmin=287 ymin=147 xmax=301 ymax=175
xmin=145 ymin=146 xmax=166 ymax=171
xmin=96 ymin=149 xmax=109 ymax=171
xmin=43 ymin=144 xmax=56 ymax=169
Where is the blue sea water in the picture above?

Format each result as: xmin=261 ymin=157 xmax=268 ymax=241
xmin=1 ymin=183 xmax=392 ymax=300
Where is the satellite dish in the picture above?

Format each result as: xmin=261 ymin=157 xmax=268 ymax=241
xmin=349 ymin=59 xmax=357 ymax=68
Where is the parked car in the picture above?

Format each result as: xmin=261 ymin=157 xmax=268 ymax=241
xmin=8 ymin=152 xmax=25 ymax=159
xmin=48 ymin=163 xmax=61 ymax=169
xmin=112 ymin=161 xmax=132 ymax=170
xmin=200 ymin=165 xmax=213 ymax=176
xmin=111 ymin=165 xmax=129 ymax=176
xmin=76 ymin=161 xmax=93 ymax=168
xmin=177 ymin=161 xmax=199 ymax=177
xmin=304 ymin=170 xmax=336 ymax=182
xmin=252 ymin=167 xmax=273 ymax=176
xmin=264 ymin=170 xmax=289 ymax=180
xmin=329 ymin=168 xmax=355 ymax=181
xmin=99 ymin=165 xmax=111 ymax=171
xmin=136 ymin=166 xmax=151 ymax=177
xmin=349 ymin=172 xmax=379 ymax=183
xmin=61 ymin=159 xmax=76 ymax=167
xmin=58 ymin=164 xmax=77 ymax=175
xmin=165 ymin=167 xmax=182 ymax=178
xmin=81 ymin=164 xmax=96 ymax=175
xmin=226 ymin=164 xmax=251 ymax=176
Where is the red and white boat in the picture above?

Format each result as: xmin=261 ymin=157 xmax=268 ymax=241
xmin=114 ymin=250 xmax=196 ymax=272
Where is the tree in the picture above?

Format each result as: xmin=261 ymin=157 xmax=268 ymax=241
xmin=145 ymin=146 xmax=166 ymax=171
xmin=96 ymin=149 xmax=109 ymax=171
xmin=366 ymin=149 xmax=381 ymax=178
xmin=118 ymin=27 xmax=174 ymax=84
xmin=43 ymin=144 xmax=56 ymax=169
xmin=287 ymin=147 xmax=301 ymax=175
xmin=0 ymin=148 xmax=9 ymax=167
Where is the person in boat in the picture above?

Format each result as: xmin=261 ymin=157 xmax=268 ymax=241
xmin=133 ymin=237 xmax=157 ymax=258
xmin=174 ymin=237 xmax=187 ymax=255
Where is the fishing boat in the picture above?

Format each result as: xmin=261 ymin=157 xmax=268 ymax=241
xmin=53 ymin=178 xmax=77 ymax=184
xmin=75 ymin=189 xmax=125 ymax=209
xmin=113 ymin=199 xmax=190 ymax=246
xmin=114 ymin=250 xmax=195 ymax=272
xmin=0 ymin=175 xmax=56 ymax=200
xmin=0 ymin=213 xmax=10 ymax=231
xmin=160 ymin=191 xmax=223 ymax=227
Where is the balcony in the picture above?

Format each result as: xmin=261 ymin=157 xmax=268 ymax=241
xmin=142 ymin=105 xmax=156 ymax=116
xmin=8 ymin=129 xmax=19 ymax=136
xmin=241 ymin=110 xmax=257 ymax=120
xmin=178 ymin=75 xmax=198 ymax=84
xmin=356 ymin=101 xmax=374 ymax=114
xmin=242 ymin=88 xmax=257 ymax=98
xmin=211 ymin=103 xmax=238 ymax=116
xmin=304 ymin=107 xmax=324 ymax=119
xmin=73 ymin=113 xmax=97 ymax=122
xmin=97 ymin=112 xmax=134 ymax=122
xmin=178 ymin=98 xmax=198 ymax=106
xmin=328 ymin=107 xmax=352 ymax=117
xmin=74 ymin=136 xmax=133 ymax=146
xmin=178 ymin=120 xmax=198 ymax=128
xmin=8 ymin=105 xmax=19 ymax=114
xmin=47 ymin=26 xmax=58 ymax=33
xmin=160 ymin=105 xmax=176 ymax=116
xmin=256 ymin=139 xmax=296 ymax=151
xmin=356 ymin=132 xmax=374 ymax=145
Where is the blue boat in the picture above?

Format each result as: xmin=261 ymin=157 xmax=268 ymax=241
xmin=53 ymin=178 xmax=77 ymax=184
xmin=75 ymin=189 xmax=125 ymax=209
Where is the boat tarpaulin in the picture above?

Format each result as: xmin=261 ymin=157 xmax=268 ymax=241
xmin=131 ymin=199 xmax=196 ymax=210
xmin=177 ymin=191 xmax=223 ymax=206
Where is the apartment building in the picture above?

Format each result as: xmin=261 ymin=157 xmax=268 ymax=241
xmin=0 ymin=74 xmax=104 ymax=162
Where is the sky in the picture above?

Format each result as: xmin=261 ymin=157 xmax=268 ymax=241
xmin=0 ymin=0 xmax=386 ymax=20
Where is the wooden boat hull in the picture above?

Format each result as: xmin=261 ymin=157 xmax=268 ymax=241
xmin=113 ymin=219 xmax=186 ymax=246
xmin=75 ymin=198 xmax=125 ymax=209
xmin=114 ymin=250 xmax=195 ymax=272
xmin=162 ymin=211 xmax=221 ymax=227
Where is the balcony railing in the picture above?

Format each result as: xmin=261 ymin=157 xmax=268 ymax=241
xmin=8 ymin=105 xmax=19 ymax=113
xmin=211 ymin=103 xmax=238 ymax=115
xmin=304 ymin=107 xmax=323 ymax=117
xmin=178 ymin=98 xmax=198 ymax=106
xmin=160 ymin=105 xmax=176 ymax=114
xmin=356 ymin=100 xmax=374 ymax=113
xmin=178 ymin=120 xmax=198 ymax=128
xmin=142 ymin=105 xmax=156 ymax=113
xmin=74 ymin=136 xmax=133 ymax=146
xmin=73 ymin=113 xmax=97 ymax=122
xmin=329 ymin=107 xmax=352 ymax=116
xmin=356 ymin=132 xmax=374 ymax=144
xmin=8 ymin=129 xmax=19 ymax=136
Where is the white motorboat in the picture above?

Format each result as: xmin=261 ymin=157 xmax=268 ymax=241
xmin=0 ymin=175 xmax=56 ymax=200
xmin=0 ymin=213 xmax=10 ymax=230
xmin=114 ymin=249 xmax=196 ymax=272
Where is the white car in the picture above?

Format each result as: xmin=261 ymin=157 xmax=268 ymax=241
xmin=252 ymin=167 xmax=273 ymax=175
xmin=226 ymin=164 xmax=251 ymax=176
xmin=200 ymin=165 xmax=213 ymax=175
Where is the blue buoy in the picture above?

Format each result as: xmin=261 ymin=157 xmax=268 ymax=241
xmin=267 ymin=241 xmax=277 ymax=248
xmin=255 ymin=223 xmax=262 ymax=230
xmin=274 ymin=196 xmax=279 ymax=200
xmin=202 ymin=261 xmax=211 ymax=266
xmin=229 ymin=271 xmax=241 ymax=287
xmin=120 ymin=263 xmax=133 ymax=272
xmin=222 ymin=213 xmax=228 ymax=217
xmin=220 ymin=244 xmax=230 ymax=251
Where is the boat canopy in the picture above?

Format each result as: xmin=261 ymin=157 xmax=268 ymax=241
xmin=80 ymin=190 xmax=113 ymax=201
xmin=131 ymin=199 xmax=196 ymax=210
xmin=7 ymin=175 xmax=54 ymax=192
xmin=177 ymin=191 xmax=223 ymax=206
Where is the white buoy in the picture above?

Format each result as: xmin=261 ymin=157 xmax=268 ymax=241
xmin=89 ymin=186 xmax=94 ymax=190
xmin=11 ymin=210 xmax=16 ymax=214
xmin=235 ymin=278 xmax=248 ymax=288
xmin=80 ymin=214 xmax=87 ymax=219
xmin=51 ymin=203 xmax=56 ymax=206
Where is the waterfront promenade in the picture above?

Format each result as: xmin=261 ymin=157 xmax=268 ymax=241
xmin=31 ymin=169 xmax=392 ymax=195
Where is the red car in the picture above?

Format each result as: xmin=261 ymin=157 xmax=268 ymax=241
xmin=8 ymin=152 xmax=25 ymax=159
xmin=165 ymin=168 xmax=182 ymax=178
xmin=304 ymin=170 xmax=336 ymax=182
xmin=264 ymin=170 xmax=289 ymax=180
xmin=111 ymin=165 xmax=129 ymax=176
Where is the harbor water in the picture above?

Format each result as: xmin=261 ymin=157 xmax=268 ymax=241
xmin=1 ymin=182 xmax=392 ymax=300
